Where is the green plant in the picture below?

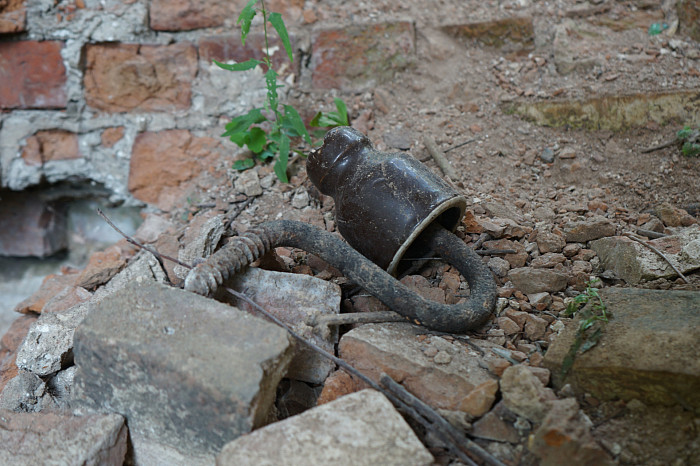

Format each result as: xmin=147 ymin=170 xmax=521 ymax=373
xmin=560 ymin=278 xmax=611 ymax=379
xmin=214 ymin=0 xmax=348 ymax=183
xmin=677 ymin=125 xmax=700 ymax=157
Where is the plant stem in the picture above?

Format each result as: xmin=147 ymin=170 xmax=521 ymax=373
xmin=260 ymin=0 xmax=271 ymax=69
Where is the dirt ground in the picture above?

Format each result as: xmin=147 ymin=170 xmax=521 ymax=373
xmin=156 ymin=0 xmax=700 ymax=464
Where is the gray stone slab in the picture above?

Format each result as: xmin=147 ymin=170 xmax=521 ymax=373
xmin=16 ymin=251 xmax=167 ymax=379
xmin=217 ymin=389 xmax=434 ymax=466
xmin=225 ymin=267 xmax=341 ymax=383
xmin=0 ymin=410 xmax=127 ymax=465
xmin=544 ymin=288 xmax=700 ymax=410
xmin=72 ymin=281 xmax=294 ymax=461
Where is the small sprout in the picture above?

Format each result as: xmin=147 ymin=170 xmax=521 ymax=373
xmin=215 ymin=1 xmax=349 ymax=182
xmin=561 ymin=278 xmax=611 ymax=380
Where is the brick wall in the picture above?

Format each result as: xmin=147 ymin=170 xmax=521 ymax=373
xmin=0 ymin=0 xmax=416 ymax=215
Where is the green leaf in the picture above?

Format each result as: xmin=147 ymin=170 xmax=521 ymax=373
xmin=268 ymin=12 xmax=293 ymax=63
xmin=258 ymin=148 xmax=276 ymax=160
xmin=228 ymin=131 xmax=248 ymax=146
xmin=233 ymin=158 xmax=255 ymax=170
xmin=222 ymin=108 xmax=265 ymax=139
xmin=238 ymin=0 xmax=258 ymax=45
xmin=333 ymin=97 xmax=349 ymax=125
xmin=213 ymin=59 xmax=263 ymax=72
xmin=274 ymin=134 xmax=290 ymax=183
xmin=282 ymin=105 xmax=311 ymax=144
xmin=247 ymin=127 xmax=267 ymax=153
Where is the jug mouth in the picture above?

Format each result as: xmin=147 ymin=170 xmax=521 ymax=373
xmin=388 ymin=195 xmax=467 ymax=276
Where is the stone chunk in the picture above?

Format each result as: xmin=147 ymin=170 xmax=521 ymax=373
xmin=591 ymin=227 xmax=700 ymax=284
xmin=0 ymin=410 xmax=127 ymax=465
xmin=338 ymin=323 xmax=499 ymax=417
xmin=217 ymin=389 xmax=434 ymax=466
xmin=311 ymin=22 xmax=415 ymax=90
xmin=529 ymin=398 xmax=613 ymax=466
xmin=508 ymin=268 xmax=568 ymax=294
xmin=564 ymin=217 xmax=616 ymax=243
xmin=225 ymin=267 xmax=341 ymax=384
xmin=543 ymin=288 xmax=700 ymax=410
xmin=0 ymin=370 xmax=54 ymax=412
xmin=72 ymin=281 xmax=294 ymax=461
xmin=16 ymin=301 xmax=91 ymax=377
xmin=500 ymin=365 xmax=556 ymax=424
xmin=0 ymin=41 xmax=66 ymax=109
xmin=84 ymin=43 xmax=197 ymax=112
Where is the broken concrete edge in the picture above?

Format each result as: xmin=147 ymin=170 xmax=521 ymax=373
xmin=0 ymin=410 xmax=128 ymax=466
xmin=501 ymin=89 xmax=700 ymax=131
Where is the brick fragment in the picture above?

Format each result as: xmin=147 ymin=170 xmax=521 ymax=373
xmin=150 ymin=0 xmax=235 ymax=31
xmin=0 ymin=41 xmax=66 ymax=109
xmin=21 ymin=130 xmax=81 ymax=166
xmin=0 ymin=0 xmax=26 ymax=33
xmin=127 ymin=129 xmax=222 ymax=210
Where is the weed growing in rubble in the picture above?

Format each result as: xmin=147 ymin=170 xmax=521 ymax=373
xmin=214 ymin=0 xmax=348 ymax=182
xmin=560 ymin=278 xmax=610 ymax=379
xmin=677 ymin=125 xmax=700 ymax=157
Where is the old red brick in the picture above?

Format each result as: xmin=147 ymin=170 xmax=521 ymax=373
xmin=150 ymin=0 xmax=237 ymax=31
xmin=0 ymin=41 xmax=66 ymax=109
xmin=200 ymin=32 xmax=297 ymax=76
xmin=128 ymin=130 xmax=223 ymax=210
xmin=0 ymin=0 xmax=26 ymax=33
xmin=21 ymin=130 xmax=81 ymax=166
xmin=311 ymin=22 xmax=415 ymax=90
xmin=150 ymin=0 xmax=303 ymax=31
xmin=84 ymin=43 xmax=197 ymax=112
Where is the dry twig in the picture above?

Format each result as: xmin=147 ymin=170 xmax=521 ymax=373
xmin=623 ymin=232 xmax=689 ymax=284
xmin=423 ymin=135 xmax=459 ymax=181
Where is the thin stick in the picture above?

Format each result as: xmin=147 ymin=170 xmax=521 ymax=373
xmin=310 ymin=311 xmax=406 ymax=327
xmin=224 ymin=287 xmax=489 ymax=466
xmin=423 ymin=135 xmax=459 ymax=181
xmin=444 ymin=138 xmax=477 ymax=153
xmin=635 ymin=228 xmax=667 ymax=239
xmin=623 ymin=232 xmax=689 ymax=283
xmin=640 ymin=140 xmax=677 ymax=153
xmin=380 ymin=374 xmax=506 ymax=466
xmin=475 ymin=248 xmax=517 ymax=256
xmin=96 ymin=208 xmax=193 ymax=270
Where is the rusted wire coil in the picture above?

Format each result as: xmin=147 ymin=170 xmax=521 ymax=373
xmin=185 ymin=220 xmax=496 ymax=334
